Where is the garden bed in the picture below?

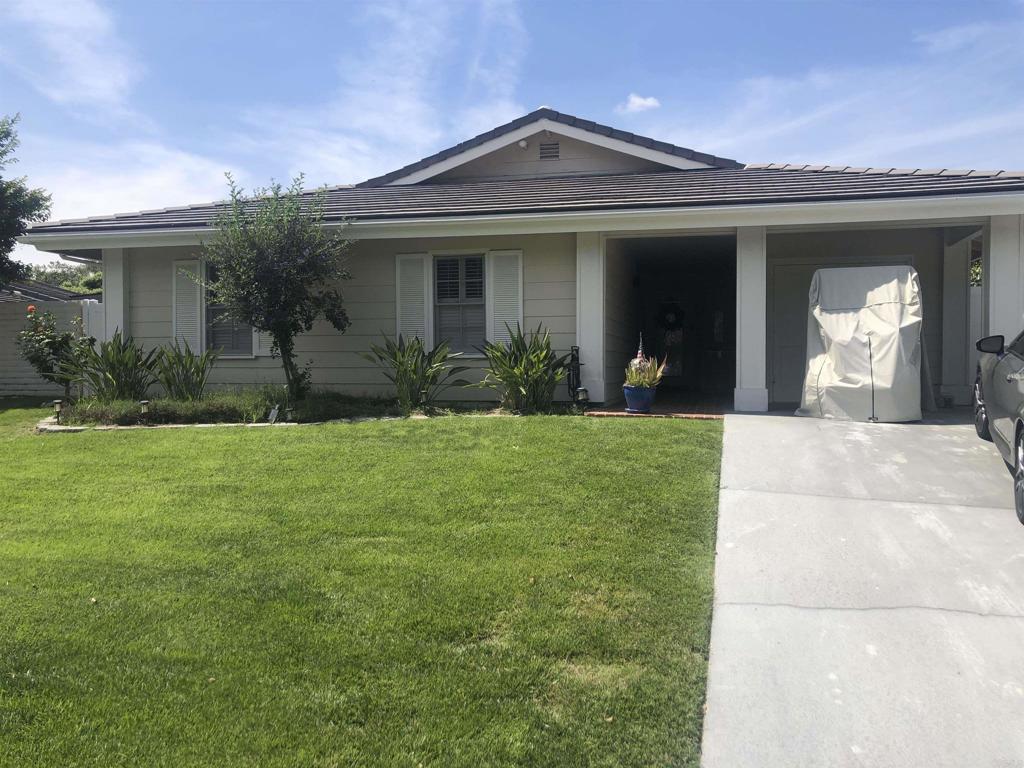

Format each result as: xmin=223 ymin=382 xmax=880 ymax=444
xmin=57 ymin=389 xmax=404 ymax=427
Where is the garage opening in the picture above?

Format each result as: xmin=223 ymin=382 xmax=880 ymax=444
xmin=604 ymin=235 xmax=736 ymax=408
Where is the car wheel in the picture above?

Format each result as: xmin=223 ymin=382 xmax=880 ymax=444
xmin=974 ymin=380 xmax=992 ymax=441
xmin=1015 ymin=432 xmax=1024 ymax=526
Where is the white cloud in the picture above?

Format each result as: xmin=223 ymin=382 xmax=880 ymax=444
xmin=914 ymin=22 xmax=992 ymax=54
xmin=616 ymin=93 xmax=661 ymax=114
xmin=0 ymin=0 xmax=141 ymax=117
xmin=656 ymin=17 xmax=1024 ymax=170
xmin=237 ymin=0 xmax=528 ymax=186
xmin=15 ymin=136 xmax=238 ymax=264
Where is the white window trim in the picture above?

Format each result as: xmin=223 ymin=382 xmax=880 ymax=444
xmin=395 ymin=252 xmax=433 ymax=345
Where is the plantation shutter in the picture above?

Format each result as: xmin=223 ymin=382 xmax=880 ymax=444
xmin=253 ymin=330 xmax=274 ymax=356
xmin=172 ymin=259 xmax=202 ymax=351
xmin=396 ymin=253 xmax=431 ymax=342
xmin=486 ymin=250 xmax=523 ymax=345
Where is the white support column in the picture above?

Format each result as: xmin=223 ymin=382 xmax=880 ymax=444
xmin=102 ymin=247 xmax=129 ymax=341
xmin=576 ymin=232 xmax=605 ymax=403
xmin=986 ymin=215 xmax=1024 ymax=340
xmin=940 ymin=234 xmax=972 ymax=405
xmin=735 ymin=226 xmax=768 ymax=412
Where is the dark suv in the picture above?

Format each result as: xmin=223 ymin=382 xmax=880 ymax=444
xmin=974 ymin=332 xmax=1024 ymax=524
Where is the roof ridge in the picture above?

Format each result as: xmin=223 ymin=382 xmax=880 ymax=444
xmin=356 ymin=107 xmax=743 ymax=187
xmin=745 ymin=162 xmax=1024 ymax=178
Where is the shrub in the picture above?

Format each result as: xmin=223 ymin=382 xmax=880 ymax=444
xmin=473 ymin=324 xmax=569 ymax=414
xmin=156 ymin=341 xmax=218 ymax=401
xmin=64 ymin=331 xmax=159 ymax=402
xmin=361 ymin=335 xmax=467 ymax=415
xmin=16 ymin=306 xmax=94 ymax=399
xmin=61 ymin=388 xmax=402 ymax=426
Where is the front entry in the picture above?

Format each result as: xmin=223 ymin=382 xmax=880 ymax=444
xmin=605 ymin=235 xmax=736 ymax=407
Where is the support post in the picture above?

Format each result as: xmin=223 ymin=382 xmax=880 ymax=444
xmin=940 ymin=233 xmax=972 ymax=405
xmin=735 ymin=226 xmax=768 ymax=411
xmin=986 ymin=215 xmax=1024 ymax=340
xmin=102 ymin=248 xmax=129 ymax=341
xmin=576 ymin=232 xmax=605 ymax=403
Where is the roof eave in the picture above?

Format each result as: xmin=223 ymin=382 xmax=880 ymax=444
xmin=19 ymin=190 xmax=1024 ymax=251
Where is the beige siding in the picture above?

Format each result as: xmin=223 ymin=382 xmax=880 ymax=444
xmin=432 ymin=131 xmax=671 ymax=183
xmin=124 ymin=233 xmax=576 ymax=401
xmin=603 ymin=239 xmax=639 ymax=403
xmin=766 ymin=228 xmax=945 ymax=404
xmin=0 ymin=301 xmax=83 ymax=396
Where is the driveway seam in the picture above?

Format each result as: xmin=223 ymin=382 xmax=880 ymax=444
xmin=715 ymin=600 xmax=1024 ymax=620
xmin=719 ymin=484 xmax=1015 ymax=511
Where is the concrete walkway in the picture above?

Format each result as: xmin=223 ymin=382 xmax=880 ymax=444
xmin=702 ymin=414 xmax=1024 ymax=768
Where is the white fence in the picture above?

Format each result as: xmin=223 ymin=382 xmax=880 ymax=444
xmin=0 ymin=300 xmax=98 ymax=396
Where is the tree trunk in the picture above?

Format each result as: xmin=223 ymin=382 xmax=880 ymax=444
xmin=273 ymin=331 xmax=302 ymax=403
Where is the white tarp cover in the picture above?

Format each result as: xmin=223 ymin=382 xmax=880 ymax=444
xmin=796 ymin=265 xmax=923 ymax=422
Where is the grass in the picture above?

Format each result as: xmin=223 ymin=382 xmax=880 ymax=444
xmin=0 ymin=396 xmax=722 ymax=767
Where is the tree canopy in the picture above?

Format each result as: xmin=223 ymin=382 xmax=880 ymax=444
xmin=202 ymin=174 xmax=352 ymax=401
xmin=0 ymin=114 xmax=51 ymax=286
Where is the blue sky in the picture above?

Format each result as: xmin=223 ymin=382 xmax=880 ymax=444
xmin=4 ymin=0 xmax=1024 ymax=265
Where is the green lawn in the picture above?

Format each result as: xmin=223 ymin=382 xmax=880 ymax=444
xmin=0 ymin=397 xmax=722 ymax=767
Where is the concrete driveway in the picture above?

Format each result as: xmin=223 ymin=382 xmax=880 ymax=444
xmin=701 ymin=414 xmax=1024 ymax=768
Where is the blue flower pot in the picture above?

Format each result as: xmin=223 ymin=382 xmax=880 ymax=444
xmin=623 ymin=385 xmax=657 ymax=413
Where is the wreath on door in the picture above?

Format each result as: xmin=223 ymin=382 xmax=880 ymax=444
xmin=655 ymin=301 xmax=685 ymax=332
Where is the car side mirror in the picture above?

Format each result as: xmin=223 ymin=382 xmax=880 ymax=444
xmin=977 ymin=335 xmax=1005 ymax=354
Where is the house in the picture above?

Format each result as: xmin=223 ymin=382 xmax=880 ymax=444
xmin=18 ymin=108 xmax=1024 ymax=410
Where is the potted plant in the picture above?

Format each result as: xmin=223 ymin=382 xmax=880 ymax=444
xmin=623 ymin=338 xmax=667 ymax=413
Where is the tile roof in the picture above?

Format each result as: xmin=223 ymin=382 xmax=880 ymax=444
xmin=356 ymin=107 xmax=744 ymax=186
xmin=0 ymin=279 xmax=96 ymax=303
xmin=25 ymin=166 xmax=1024 ymax=236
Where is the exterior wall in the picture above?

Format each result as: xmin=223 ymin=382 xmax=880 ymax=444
xmin=432 ymin=130 xmax=669 ymax=183
xmin=766 ymin=227 xmax=945 ymax=405
xmin=124 ymin=233 xmax=576 ymax=400
xmin=603 ymin=239 xmax=639 ymax=403
xmin=0 ymin=301 xmax=84 ymax=395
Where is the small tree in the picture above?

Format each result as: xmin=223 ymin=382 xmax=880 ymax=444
xmin=16 ymin=305 xmax=94 ymax=400
xmin=202 ymin=174 xmax=352 ymax=401
xmin=1 ymin=114 xmax=52 ymax=287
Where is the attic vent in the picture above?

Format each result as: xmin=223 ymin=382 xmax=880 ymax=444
xmin=539 ymin=142 xmax=559 ymax=161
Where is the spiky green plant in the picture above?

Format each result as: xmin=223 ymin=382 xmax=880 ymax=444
xmin=361 ymin=335 xmax=468 ymax=415
xmin=64 ymin=331 xmax=159 ymax=402
xmin=155 ymin=341 xmax=219 ymax=401
xmin=473 ymin=324 xmax=569 ymax=414
xmin=624 ymin=354 xmax=667 ymax=388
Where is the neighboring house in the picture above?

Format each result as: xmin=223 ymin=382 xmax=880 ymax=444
xmin=18 ymin=108 xmax=1024 ymax=410
xmin=0 ymin=279 xmax=97 ymax=303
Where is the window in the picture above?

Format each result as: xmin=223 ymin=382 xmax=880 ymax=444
xmin=435 ymin=255 xmax=485 ymax=353
xmin=205 ymin=265 xmax=253 ymax=357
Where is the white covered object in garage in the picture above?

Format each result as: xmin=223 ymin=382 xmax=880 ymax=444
xmin=796 ymin=265 xmax=924 ymax=422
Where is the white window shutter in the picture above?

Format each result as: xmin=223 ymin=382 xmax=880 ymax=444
xmin=253 ymin=329 xmax=274 ymax=356
xmin=396 ymin=253 xmax=431 ymax=342
xmin=486 ymin=250 xmax=523 ymax=344
xmin=172 ymin=259 xmax=202 ymax=350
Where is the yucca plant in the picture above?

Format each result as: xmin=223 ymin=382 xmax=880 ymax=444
xmin=361 ymin=335 xmax=468 ymax=415
xmin=156 ymin=341 xmax=219 ymax=401
xmin=473 ymin=323 xmax=569 ymax=414
xmin=64 ymin=331 xmax=160 ymax=402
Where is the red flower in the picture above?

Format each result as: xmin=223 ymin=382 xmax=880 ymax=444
xmin=26 ymin=304 xmax=36 ymax=314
